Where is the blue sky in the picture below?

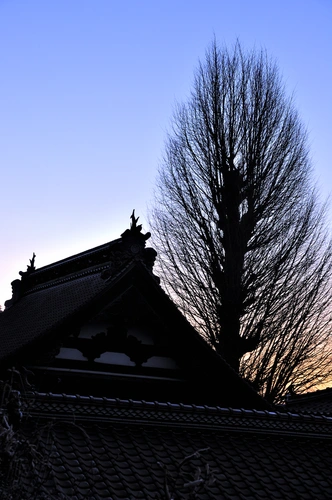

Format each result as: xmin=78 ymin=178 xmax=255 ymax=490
xmin=0 ymin=0 xmax=331 ymax=307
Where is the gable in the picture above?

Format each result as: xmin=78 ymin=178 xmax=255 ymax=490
xmin=16 ymin=273 xmax=265 ymax=409
xmin=24 ymin=283 xmax=185 ymax=401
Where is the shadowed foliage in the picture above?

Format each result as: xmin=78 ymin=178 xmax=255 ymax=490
xmin=150 ymin=41 xmax=332 ymax=403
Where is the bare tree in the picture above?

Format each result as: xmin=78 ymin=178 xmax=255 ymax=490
xmin=150 ymin=41 xmax=332 ymax=403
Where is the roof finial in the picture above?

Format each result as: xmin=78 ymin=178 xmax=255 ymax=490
xmin=19 ymin=252 xmax=36 ymax=278
xmin=121 ymin=210 xmax=151 ymax=243
xmin=130 ymin=210 xmax=142 ymax=233
xmin=27 ymin=252 xmax=36 ymax=273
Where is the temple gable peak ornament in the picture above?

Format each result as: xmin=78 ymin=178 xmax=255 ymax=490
xmin=121 ymin=210 xmax=151 ymax=242
xmin=130 ymin=210 xmax=142 ymax=233
xmin=5 ymin=253 xmax=37 ymax=308
xmin=118 ymin=210 xmax=157 ymax=275
xmin=19 ymin=252 xmax=36 ymax=278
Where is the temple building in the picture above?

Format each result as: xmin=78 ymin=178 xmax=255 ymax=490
xmin=0 ymin=214 xmax=331 ymax=499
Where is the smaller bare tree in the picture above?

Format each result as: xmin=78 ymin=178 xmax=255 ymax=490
xmin=157 ymin=448 xmax=215 ymax=499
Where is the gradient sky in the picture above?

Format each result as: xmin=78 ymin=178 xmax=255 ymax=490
xmin=0 ymin=0 xmax=331 ymax=308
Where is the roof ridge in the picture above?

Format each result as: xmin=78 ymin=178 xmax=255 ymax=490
xmin=24 ymin=263 xmax=110 ymax=294
xmin=24 ymin=391 xmax=332 ymax=430
xmin=32 ymin=239 xmax=120 ymax=275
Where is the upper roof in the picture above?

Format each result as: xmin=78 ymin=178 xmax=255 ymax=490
xmin=0 ymin=212 xmax=157 ymax=363
xmin=0 ymin=214 xmax=268 ymax=410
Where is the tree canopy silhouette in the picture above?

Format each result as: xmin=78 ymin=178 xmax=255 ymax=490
xmin=150 ymin=41 xmax=332 ymax=403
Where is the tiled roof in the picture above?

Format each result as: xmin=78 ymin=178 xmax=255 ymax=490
xmin=0 ymin=269 xmax=108 ymax=362
xmin=0 ymin=225 xmax=156 ymax=363
xmin=285 ymin=387 xmax=332 ymax=415
xmin=7 ymin=393 xmax=332 ymax=500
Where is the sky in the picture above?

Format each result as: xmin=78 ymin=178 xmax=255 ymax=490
xmin=0 ymin=0 xmax=331 ymax=308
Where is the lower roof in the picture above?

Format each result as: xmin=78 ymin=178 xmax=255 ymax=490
xmin=3 ymin=392 xmax=332 ymax=500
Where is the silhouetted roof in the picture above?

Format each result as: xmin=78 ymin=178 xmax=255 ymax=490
xmin=0 ymin=227 xmax=268 ymax=409
xmin=0 ymin=269 xmax=107 ymax=362
xmin=0 ymin=222 xmax=155 ymax=353
xmin=0 ymin=234 xmax=137 ymax=357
